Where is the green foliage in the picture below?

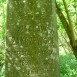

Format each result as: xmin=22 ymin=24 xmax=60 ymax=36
xmin=0 ymin=0 xmax=6 ymax=77
xmin=0 ymin=65 xmax=5 ymax=77
xmin=60 ymin=54 xmax=77 ymax=77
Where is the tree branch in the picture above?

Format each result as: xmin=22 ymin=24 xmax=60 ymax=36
xmin=56 ymin=2 xmax=77 ymax=58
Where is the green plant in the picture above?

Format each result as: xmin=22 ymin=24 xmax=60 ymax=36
xmin=60 ymin=54 xmax=77 ymax=77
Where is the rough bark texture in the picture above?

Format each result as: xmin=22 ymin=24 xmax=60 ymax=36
xmin=5 ymin=0 xmax=59 ymax=77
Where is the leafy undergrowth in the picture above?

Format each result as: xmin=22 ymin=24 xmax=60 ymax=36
xmin=0 ymin=50 xmax=5 ymax=77
xmin=60 ymin=54 xmax=77 ymax=77
xmin=0 ymin=65 xmax=5 ymax=77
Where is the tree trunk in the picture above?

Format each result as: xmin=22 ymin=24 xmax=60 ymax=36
xmin=5 ymin=0 xmax=59 ymax=77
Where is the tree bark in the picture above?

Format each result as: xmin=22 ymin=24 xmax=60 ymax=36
xmin=5 ymin=0 xmax=59 ymax=77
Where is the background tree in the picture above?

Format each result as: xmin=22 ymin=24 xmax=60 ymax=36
xmin=56 ymin=0 xmax=77 ymax=58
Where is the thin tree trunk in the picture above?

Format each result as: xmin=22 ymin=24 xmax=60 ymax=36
xmin=56 ymin=2 xmax=77 ymax=58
